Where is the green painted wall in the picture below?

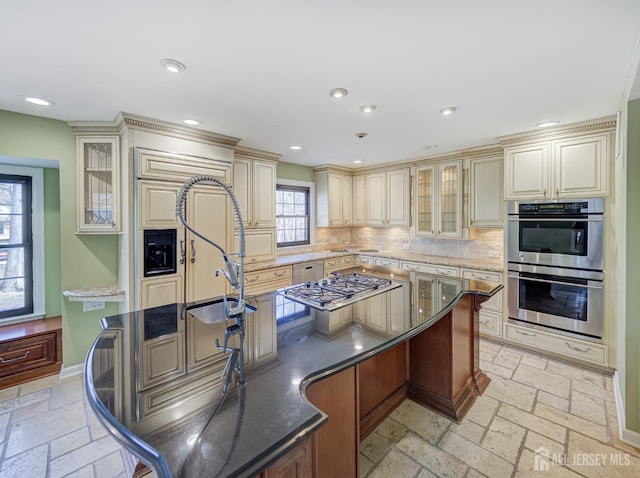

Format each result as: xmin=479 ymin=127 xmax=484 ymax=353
xmin=0 ymin=110 xmax=119 ymax=367
xmin=276 ymin=161 xmax=315 ymax=182
xmin=625 ymin=98 xmax=640 ymax=432
xmin=43 ymin=168 xmax=61 ymax=316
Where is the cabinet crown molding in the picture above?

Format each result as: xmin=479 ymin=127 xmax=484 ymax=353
xmin=69 ymin=112 xmax=242 ymax=148
xmin=497 ymin=116 xmax=616 ymax=147
xmin=312 ymin=164 xmax=355 ymax=175
xmin=234 ymin=145 xmax=281 ymax=162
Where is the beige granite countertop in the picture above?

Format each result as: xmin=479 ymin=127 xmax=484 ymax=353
xmin=63 ymin=284 xmax=125 ymax=300
xmin=245 ymin=249 xmax=503 ymax=273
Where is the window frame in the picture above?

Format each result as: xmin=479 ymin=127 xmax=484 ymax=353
xmin=0 ymin=164 xmax=44 ymax=324
xmin=276 ymin=179 xmax=315 ymax=248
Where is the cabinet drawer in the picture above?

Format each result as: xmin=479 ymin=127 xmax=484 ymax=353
xmin=401 ymin=261 xmax=459 ymax=277
xmin=357 ymin=255 xmax=374 ymax=265
xmin=244 ymin=266 xmax=291 ymax=284
xmin=324 ymin=256 xmax=355 ymax=273
xmin=374 ymin=257 xmax=400 ymax=268
xmin=0 ymin=333 xmax=59 ymax=378
xmin=478 ymin=310 xmax=501 ymax=338
xmin=341 ymin=255 xmax=355 ymax=266
xmin=504 ymin=323 xmax=607 ymax=366
xmin=461 ymin=268 xmax=503 ymax=311
xmin=244 ymin=266 xmax=292 ymax=295
xmin=460 ymin=269 xmax=502 ymax=283
xmin=137 ymin=150 xmax=230 ymax=181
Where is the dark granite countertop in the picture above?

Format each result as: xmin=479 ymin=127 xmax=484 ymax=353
xmin=84 ymin=270 xmax=501 ymax=477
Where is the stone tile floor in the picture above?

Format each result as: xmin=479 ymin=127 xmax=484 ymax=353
xmin=0 ymin=340 xmax=639 ymax=477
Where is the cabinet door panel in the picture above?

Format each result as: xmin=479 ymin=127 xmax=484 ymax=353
xmin=327 ymin=174 xmax=343 ymax=226
xmin=352 ymin=175 xmax=366 ymax=226
xmin=232 ymin=158 xmax=251 ymax=229
xmin=253 ymin=161 xmax=276 ymax=228
xmin=437 ymin=162 xmax=462 ymax=236
xmin=139 ymin=275 xmax=183 ymax=309
xmin=505 ymin=144 xmax=550 ymax=199
xmin=554 ymin=135 xmax=607 ymax=197
xmin=252 ymin=294 xmax=277 ymax=367
xmin=387 ymin=169 xmax=409 ymax=226
xmin=470 ymin=157 xmax=504 ymax=227
xmin=187 ymin=188 xmax=229 ymax=302
xmin=415 ymin=166 xmax=436 ymax=235
xmin=138 ymin=181 xmax=181 ymax=228
xmin=341 ymin=175 xmax=353 ymax=226
xmin=366 ymin=173 xmax=386 ymax=226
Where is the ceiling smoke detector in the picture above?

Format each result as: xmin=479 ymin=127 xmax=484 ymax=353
xmin=355 ymin=132 xmax=368 ymax=139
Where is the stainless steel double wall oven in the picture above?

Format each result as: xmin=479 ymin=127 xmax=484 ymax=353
xmin=507 ymin=199 xmax=604 ymax=338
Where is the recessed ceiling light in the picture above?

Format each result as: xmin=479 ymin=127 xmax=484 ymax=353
xmin=160 ymin=59 xmax=186 ymax=73
xmin=355 ymin=132 xmax=368 ymax=139
xmin=289 ymin=145 xmax=303 ymax=150
xmin=359 ymin=105 xmax=376 ymax=114
xmin=24 ymin=96 xmax=54 ymax=106
xmin=182 ymin=118 xmax=202 ymax=126
xmin=439 ymin=106 xmax=457 ymax=115
xmin=353 ymin=160 xmax=363 ymax=164
xmin=329 ymin=88 xmax=348 ymax=98
xmin=423 ymin=145 xmax=439 ymax=150
xmin=535 ymin=120 xmax=560 ymax=128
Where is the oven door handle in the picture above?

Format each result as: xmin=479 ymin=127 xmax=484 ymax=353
xmin=508 ymin=273 xmax=602 ymax=289
xmin=507 ymin=217 xmax=601 ymax=222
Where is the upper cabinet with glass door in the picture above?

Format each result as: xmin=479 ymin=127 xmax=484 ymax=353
xmin=414 ymin=161 xmax=462 ymax=237
xmin=76 ymin=136 xmax=120 ymax=233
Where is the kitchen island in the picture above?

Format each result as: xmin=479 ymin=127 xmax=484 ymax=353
xmin=85 ymin=268 xmax=501 ymax=477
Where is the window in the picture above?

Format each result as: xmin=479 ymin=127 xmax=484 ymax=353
xmin=276 ymin=185 xmax=310 ymax=247
xmin=0 ymin=174 xmax=33 ymax=318
xmin=0 ymin=164 xmax=44 ymax=323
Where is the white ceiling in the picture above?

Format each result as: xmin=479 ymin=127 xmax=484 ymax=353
xmin=2 ymin=1 xmax=640 ymax=167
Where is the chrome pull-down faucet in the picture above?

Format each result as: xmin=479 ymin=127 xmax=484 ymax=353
xmin=176 ymin=175 xmax=247 ymax=385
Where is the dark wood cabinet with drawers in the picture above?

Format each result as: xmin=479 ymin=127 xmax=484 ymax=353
xmin=0 ymin=316 xmax=62 ymax=389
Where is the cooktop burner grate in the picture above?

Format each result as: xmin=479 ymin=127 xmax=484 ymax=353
xmin=283 ymin=272 xmax=395 ymax=310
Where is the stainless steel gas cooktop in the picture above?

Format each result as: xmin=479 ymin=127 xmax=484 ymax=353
xmin=282 ymin=272 xmax=400 ymax=311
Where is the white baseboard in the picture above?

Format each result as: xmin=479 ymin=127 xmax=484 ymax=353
xmin=613 ymin=371 xmax=640 ymax=449
xmin=59 ymin=363 xmax=84 ymax=379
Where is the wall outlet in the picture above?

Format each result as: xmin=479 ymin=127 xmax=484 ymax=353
xmin=403 ymin=244 xmax=410 ymax=250
xmin=487 ymin=251 xmax=500 ymax=258
xmin=83 ymin=300 xmax=105 ymax=312
xmin=330 ymin=236 xmax=337 ymax=244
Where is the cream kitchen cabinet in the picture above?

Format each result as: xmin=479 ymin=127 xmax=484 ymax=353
xmin=234 ymin=229 xmax=276 ymax=264
xmin=76 ymin=136 xmax=120 ymax=233
xmin=232 ymin=152 xmax=277 ymax=229
xmin=185 ymin=187 xmax=233 ymax=303
xmin=354 ymin=282 xmax=410 ymax=335
xmin=469 ymin=156 xmax=504 ymax=227
xmin=324 ymin=255 xmax=356 ymax=276
xmin=415 ymin=161 xmax=462 ymax=237
xmin=352 ymin=174 xmax=366 ymax=226
xmin=243 ymin=293 xmax=278 ymax=369
xmin=504 ymin=133 xmax=609 ymax=200
xmin=460 ymin=268 xmax=503 ymax=338
xmin=412 ymin=274 xmax=462 ymax=326
xmin=366 ymin=168 xmax=410 ymax=227
xmin=243 ymin=266 xmax=292 ymax=296
xmin=315 ymin=170 xmax=353 ymax=227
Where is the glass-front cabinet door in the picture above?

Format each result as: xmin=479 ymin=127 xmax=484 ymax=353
xmin=437 ymin=161 xmax=462 ymax=237
xmin=415 ymin=166 xmax=435 ymax=235
xmin=76 ymin=136 xmax=120 ymax=233
xmin=415 ymin=161 xmax=461 ymax=237
xmin=413 ymin=274 xmax=436 ymax=325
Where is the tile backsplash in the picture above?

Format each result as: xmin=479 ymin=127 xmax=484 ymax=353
xmin=315 ymin=226 xmax=503 ymax=262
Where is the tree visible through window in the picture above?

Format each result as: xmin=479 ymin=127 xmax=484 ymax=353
xmin=0 ymin=174 xmax=33 ymax=319
xmin=276 ymin=186 xmax=309 ymax=247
